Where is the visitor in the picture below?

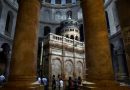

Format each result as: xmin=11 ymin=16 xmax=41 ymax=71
xmin=59 ymin=79 xmax=64 ymax=90
xmin=73 ymin=78 xmax=78 ymax=90
xmin=68 ymin=77 xmax=74 ymax=90
xmin=77 ymin=76 xmax=82 ymax=90
xmin=52 ymin=75 xmax=56 ymax=90
xmin=0 ymin=74 xmax=5 ymax=86
xmin=56 ymin=74 xmax=61 ymax=90
xmin=42 ymin=76 xmax=48 ymax=90
xmin=38 ymin=77 xmax=41 ymax=84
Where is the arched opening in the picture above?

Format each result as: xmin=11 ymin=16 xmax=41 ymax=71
xmin=5 ymin=11 xmax=14 ymax=37
xmin=44 ymin=26 xmax=51 ymax=36
xmin=65 ymin=34 xmax=69 ymax=38
xmin=70 ymin=35 xmax=74 ymax=39
xmin=66 ymin=10 xmax=72 ymax=19
xmin=75 ymin=36 xmax=78 ymax=40
xmin=52 ymin=59 xmax=62 ymax=77
xmin=65 ymin=60 xmax=73 ymax=78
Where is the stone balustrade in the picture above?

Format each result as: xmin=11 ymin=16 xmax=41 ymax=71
xmin=43 ymin=33 xmax=85 ymax=49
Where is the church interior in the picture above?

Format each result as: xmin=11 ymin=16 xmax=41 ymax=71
xmin=0 ymin=0 xmax=130 ymax=89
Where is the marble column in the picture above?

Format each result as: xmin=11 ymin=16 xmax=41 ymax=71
xmin=81 ymin=0 xmax=129 ymax=89
xmin=116 ymin=0 xmax=130 ymax=78
xmin=3 ymin=0 xmax=43 ymax=90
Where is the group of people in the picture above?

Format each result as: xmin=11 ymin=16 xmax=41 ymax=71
xmin=52 ymin=75 xmax=82 ymax=90
xmin=37 ymin=76 xmax=48 ymax=90
xmin=38 ymin=75 xmax=82 ymax=90
xmin=67 ymin=76 xmax=82 ymax=90
xmin=52 ymin=75 xmax=64 ymax=90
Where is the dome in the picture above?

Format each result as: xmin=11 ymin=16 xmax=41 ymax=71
xmin=60 ymin=18 xmax=80 ymax=41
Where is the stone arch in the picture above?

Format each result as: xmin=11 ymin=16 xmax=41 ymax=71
xmin=70 ymin=35 xmax=74 ymax=39
xmin=5 ymin=11 xmax=14 ymax=36
xmin=64 ymin=60 xmax=74 ymax=78
xmin=51 ymin=58 xmax=62 ymax=77
xmin=75 ymin=36 xmax=78 ymax=40
xmin=44 ymin=26 xmax=51 ymax=36
xmin=76 ymin=61 xmax=83 ymax=78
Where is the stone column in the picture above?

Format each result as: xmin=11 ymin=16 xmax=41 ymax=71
xmin=116 ymin=0 xmax=130 ymax=78
xmin=3 ymin=0 xmax=43 ymax=90
xmin=81 ymin=0 xmax=129 ymax=89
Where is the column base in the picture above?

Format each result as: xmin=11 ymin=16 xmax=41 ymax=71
xmin=81 ymin=80 xmax=130 ymax=90
xmin=1 ymin=81 xmax=44 ymax=90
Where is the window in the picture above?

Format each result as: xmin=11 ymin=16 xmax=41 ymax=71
xmin=70 ymin=35 xmax=74 ymax=39
xmin=5 ymin=11 xmax=14 ymax=36
xmin=66 ymin=34 xmax=69 ymax=38
xmin=55 ymin=0 xmax=61 ymax=4
xmin=45 ymin=0 xmax=51 ymax=3
xmin=75 ymin=29 xmax=78 ymax=32
xmin=66 ymin=0 xmax=72 ymax=3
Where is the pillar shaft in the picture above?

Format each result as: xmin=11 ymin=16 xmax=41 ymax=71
xmin=82 ymin=0 xmax=114 ymax=80
xmin=116 ymin=0 xmax=130 ymax=77
xmin=3 ymin=0 xmax=42 ymax=89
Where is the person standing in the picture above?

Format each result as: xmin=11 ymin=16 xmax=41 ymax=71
xmin=59 ymin=79 xmax=64 ymax=90
xmin=42 ymin=76 xmax=48 ymax=90
xmin=52 ymin=75 xmax=56 ymax=90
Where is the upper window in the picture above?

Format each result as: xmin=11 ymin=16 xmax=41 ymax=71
xmin=56 ymin=0 xmax=61 ymax=4
xmin=66 ymin=0 xmax=72 ymax=3
xmin=5 ymin=11 xmax=14 ymax=37
xmin=45 ymin=0 xmax=51 ymax=3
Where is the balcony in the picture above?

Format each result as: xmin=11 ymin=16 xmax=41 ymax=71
xmin=43 ymin=33 xmax=85 ymax=50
